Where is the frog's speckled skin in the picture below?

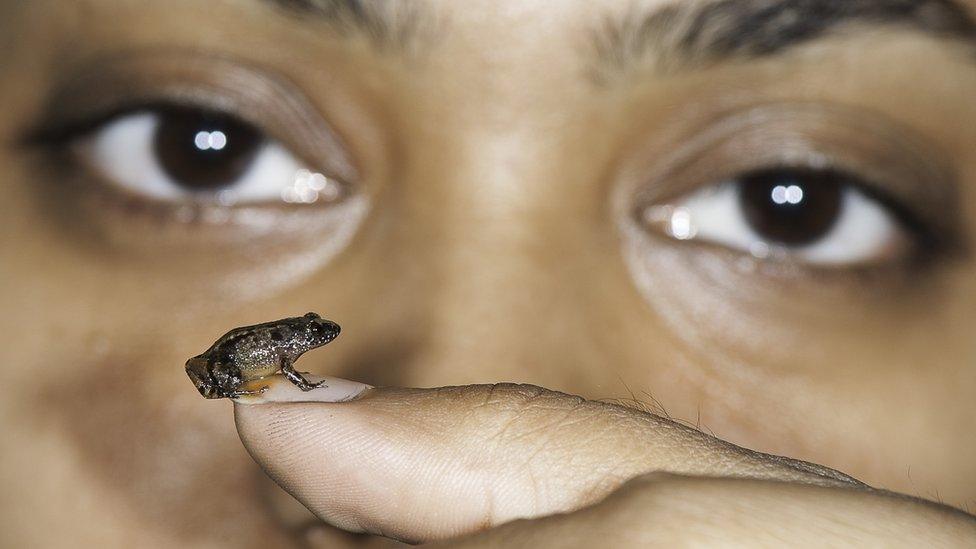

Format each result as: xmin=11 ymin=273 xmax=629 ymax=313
xmin=186 ymin=312 xmax=340 ymax=399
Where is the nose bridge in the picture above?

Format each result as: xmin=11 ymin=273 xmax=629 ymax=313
xmin=345 ymin=7 xmax=624 ymax=385
xmin=381 ymin=131 xmax=600 ymax=385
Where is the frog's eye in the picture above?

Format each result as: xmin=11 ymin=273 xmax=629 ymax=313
xmin=76 ymin=107 xmax=343 ymax=205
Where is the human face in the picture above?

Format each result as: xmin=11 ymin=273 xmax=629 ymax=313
xmin=1 ymin=0 xmax=975 ymax=546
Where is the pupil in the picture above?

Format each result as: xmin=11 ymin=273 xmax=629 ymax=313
xmin=153 ymin=108 xmax=263 ymax=191
xmin=737 ymin=168 xmax=844 ymax=246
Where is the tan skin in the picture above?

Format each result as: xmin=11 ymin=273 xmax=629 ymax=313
xmin=1 ymin=0 xmax=975 ymax=546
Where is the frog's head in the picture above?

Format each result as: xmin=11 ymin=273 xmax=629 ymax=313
xmin=185 ymin=356 xmax=222 ymax=399
xmin=300 ymin=312 xmax=341 ymax=348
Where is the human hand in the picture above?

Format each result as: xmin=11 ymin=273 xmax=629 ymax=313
xmin=234 ymin=378 xmax=976 ymax=547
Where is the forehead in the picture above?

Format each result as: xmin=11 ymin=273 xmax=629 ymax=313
xmin=247 ymin=0 xmax=976 ymax=86
xmin=39 ymin=0 xmax=975 ymax=86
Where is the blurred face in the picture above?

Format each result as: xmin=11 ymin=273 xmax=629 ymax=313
xmin=2 ymin=0 xmax=975 ymax=546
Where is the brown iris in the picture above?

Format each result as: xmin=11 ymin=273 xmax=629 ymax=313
xmin=153 ymin=107 xmax=264 ymax=190
xmin=737 ymin=168 xmax=845 ymax=246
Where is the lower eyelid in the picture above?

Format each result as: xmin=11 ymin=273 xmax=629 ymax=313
xmin=24 ymin=113 xmax=369 ymax=254
xmin=32 ymin=148 xmax=372 ymax=257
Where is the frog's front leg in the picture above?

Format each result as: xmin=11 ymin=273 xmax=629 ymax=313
xmin=280 ymin=358 xmax=328 ymax=391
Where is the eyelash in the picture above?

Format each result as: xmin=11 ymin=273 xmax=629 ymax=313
xmin=616 ymin=103 xmax=964 ymax=274
xmin=644 ymin=166 xmax=942 ymax=268
xmin=31 ymin=101 xmax=333 ymax=196
xmin=21 ymin=98 xmax=368 ymax=248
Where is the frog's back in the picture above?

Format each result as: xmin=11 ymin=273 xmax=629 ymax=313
xmin=203 ymin=313 xmax=330 ymax=374
xmin=216 ymin=317 xmax=297 ymax=344
xmin=212 ymin=323 xmax=296 ymax=376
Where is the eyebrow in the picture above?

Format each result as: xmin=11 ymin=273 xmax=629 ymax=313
xmin=592 ymin=0 xmax=976 ymax=81
xmin=263 ymin=0 xmax=427 ymax=52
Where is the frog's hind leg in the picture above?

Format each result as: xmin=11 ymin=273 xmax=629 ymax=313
xmin=280 ymin=359 xmax=328 ymax=391
xmin=229 ymin=386 xmax=268 ymax=398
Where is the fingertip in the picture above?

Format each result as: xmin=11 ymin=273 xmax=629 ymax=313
xmin=232 ymin=374 xmax=372 ymax=405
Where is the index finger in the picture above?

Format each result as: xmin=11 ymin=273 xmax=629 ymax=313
xmin=234 ymin=378 xmax=860 ymax=543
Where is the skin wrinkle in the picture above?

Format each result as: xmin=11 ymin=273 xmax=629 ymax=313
xmin=243 ymin=406 xmax=364 ymax=531
xmin=503 ymin=398 xmax=591 ymax=444
xmin=480 ymin=386 xmax=576 ymax=446
xmin=265 ymin=0 xmax=432 ymax=53
xmin=514 ymin=411 xmax=593 ymax=471
xmin=524 ymin=464 xmax=543 ymax=515
xmin=518 ymin=404 xmax=595 ymax=445
xmin=454 ymin=386 xmax=539 ymax=448
xmin=586 ymin=390 xmax=863 ymax=488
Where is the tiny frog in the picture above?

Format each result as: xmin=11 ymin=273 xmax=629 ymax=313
xmin=186 ymin=312 xmax=340 ymax=399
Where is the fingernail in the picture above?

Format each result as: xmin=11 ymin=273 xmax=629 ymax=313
xmin=233 ymin=374 xmax=373 ymax=404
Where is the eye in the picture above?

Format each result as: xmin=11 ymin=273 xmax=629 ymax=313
xmin=77 ymin=106 xmax=343 ymax=205
xmin=641 ymin=167 xmax=912 ymax=266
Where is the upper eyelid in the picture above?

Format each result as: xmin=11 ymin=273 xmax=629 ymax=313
xmin=23 ymin=51 xmax=359 ymax=185
xmin=636 ymin=103 xmax=954 ymax=204
xmin=619 ymin=102 xmax=962 ymax=245
xmin=28 ymin=102 xmax=252 ymax=149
